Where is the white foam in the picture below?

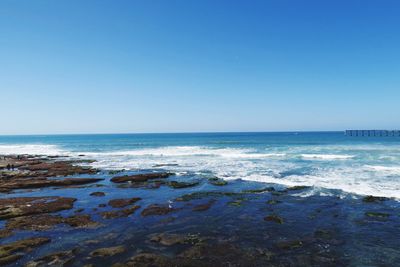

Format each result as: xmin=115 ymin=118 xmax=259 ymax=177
xmin=2 ymin=143 xmax=399 ymax=199
xmin=0 ymin=144 xmax=66 ymax=156
xmin=365 ymin=165 xmax=400 ymax=174
xmin=83 ymin=146 xmax=284 ymax=159
xmin=301 ymin=154 xmax=354 ymax=160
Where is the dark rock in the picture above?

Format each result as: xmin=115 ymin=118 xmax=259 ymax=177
xmin=100 ymin=205 xmax=140 ymax=219
xmin=0 ymin=237 xmax=50 ymax=265
xmin=363 ymin=195 xmax=389 ymax=203
xmin=111 ymin=172 xmax=173 ymax=183
xmin=109 ymin=170 xmax=125 ymax=175
xmin=122 ymin=253 xmax=171 ymax=267
xmin=25 ymin=249 xmax=76 ymax=267
xmin=108 ymin=197 xmax=141 ymax=208
xmin=6 ymin=213 xmax=100 ymax=231
xmin=167 ymin=181 xmax=199 ymax=189
xmin=149 ymin=233 xmax=186 ymax=246
xmin=276 ymin=240 xmax=303 ymax=250
xmin=243 ymin=187 xmax=275 ymax=193
xmin=192 ymin=200 xmax=216 ymax=212
xmin=64 ymin=214 xmax=100 ymax=228
xmin=314 ymin=229 xmax=333 ymax=240
xmin=264 ymin=214 xmax=284 ymax=224
xmin=6 ymin=214 xmax=64 ymax=231
xmin=89 ymin=245 xmax=125 ymax=258
xmin=0 ymin=196 xmax=76 ymax=220
xmin=228 ymin=199 xmax=244 ymax=207
xmin=177 ymin=242 xmax=272 ymax=266
xmin=208 ymin=177 xmax=228 ymax=186
xmin=266 ymin=199 xmax=281 ymax=205
xmin=286 ymin=185 xmax=310 ymax=191
xmin=365 ymin=211 xmax=390 ymax=218
xmin=0 ymin=228 xmax=13 ymax=238
xmin=175 ymin=191 xmax=240 ymax=201
xmin=0 ymin=178 xmax=103 ymax=191
xmin=90 ymin=191 xmax=106 ymax=197
xmin=141 ymin=204 xmax=176 ymax=217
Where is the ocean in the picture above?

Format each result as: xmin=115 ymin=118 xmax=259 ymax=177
xmin=1 ymin=132 xmax=400 ymax=266
xmin=1 ymin=131 xmax=400 ymax=199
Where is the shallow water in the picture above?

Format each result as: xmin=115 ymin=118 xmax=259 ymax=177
xmin=1 ymin=169 xmax=399 ymax=266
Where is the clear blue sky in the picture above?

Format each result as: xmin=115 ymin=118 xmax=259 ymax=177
xmin=0 ymin=0 xmax=399 ymax=134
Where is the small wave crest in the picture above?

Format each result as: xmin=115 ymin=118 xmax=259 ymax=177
xmin=301 ymin=154 xmax=354 ymax=160
xmin=83 ymin=146 xmax=284 ymax=159
xmin=0 ymin=144 xmax=66 ymax=156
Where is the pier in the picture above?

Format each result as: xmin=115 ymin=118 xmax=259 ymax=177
xmin=345 ymin=130 xmax=400 ymax=137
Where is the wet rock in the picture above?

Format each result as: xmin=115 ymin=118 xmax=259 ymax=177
xmin=228 ymin=199 xmax=244 ymax=207
xmin=0 ymin=237 xmax=50 ymax=265
xmin=266 ymin=199 xmax=281 ymax=205
xmin=192 ymin=200 xmax=216 ymax=212
xmin=264 ymin=214 xmax=284 ymax=224
xmin=208 ymin=177 xmax=228 ymax=186
xmin=90 ymin=191 xmax=106 ymax=197
xmin=64 ymin=214 xmax=100 ymax=228
xmin=276 ymin=240 xmax=303 ymax=250
xmin=167 ymin=181 xmax=199 ymax=189
xmin=100 ymin=205 xmax=140 ymax=219
xmin=6 ymin=214 xmax=64 ymax=231
xmin=75 ymin=208 xmax=84 ymax=213
xmin=111 ymin=172 xmax=173 ymax=183
xmin=314 ymin=229 xmax=333 ymax=240
xmin=25 ymin=249 xmax=76 ymax=267
xmin=286 ymin=185 xmax=310 ymax=191
xmin=7 ymin=213 xmax=100 ymax=231
xmin=109 ymin=170 xmax=125 ymax=175
xmin=19 ymin=161 xmax=97 ymax=177
xmin=0 ymin=196 xmax=76 ymax=220
xmin=121 ymin=253 xmax=171 ymax=267
xmin=149 ymin=233 xmax=186 ymax=246
xmin=177 ymin=242 xmax=271 ymax=266
xmin=98 ymin=204 xmax=107 ymax=208
xmin=363 ymin=195 xmax=389 ymax=203
xmin=0 ymin=228 xmax=13 ymax=238
xmin=243 ymin=187 xmax=275 ymax=193
xmin=365 ymin=211 xmax=390 ymax=219
xmin=108 ymin=197 xmax=141 ymax=208
xmin=175 ymin=191 xmax=239 ymax=201
xmin=0 ymin=177 xmax=103 ymax=191
xmin=141 ymin=204 xmax=176 ymax=217
xmin=89 ymin=245 xmax=125 ymax=258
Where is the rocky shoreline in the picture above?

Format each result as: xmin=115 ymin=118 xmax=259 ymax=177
xmin=0 ymin=154 xmax=399 ymax=266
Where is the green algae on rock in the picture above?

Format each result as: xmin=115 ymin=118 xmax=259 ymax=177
xmin=111 ymin=172 xmax=173 ymax=183
xmin=108 ymin=197 xmax=141 ymax=208
xmin=0 ymin=237 xmax=50 ymax=265
xmin=264 ymin=214 xmax=284 ymax=224
xmin=89 ymin=245 xmax=126 ymax=258
xmin=167 ymin=180 xmax=200 ymax=189
xmin=208 ymin=177 xmax=228 ymax=186
xmin=0 ymin=196 xmax=76 ymax=220
xmin=141 ymin=204 xmax=177 ymax=217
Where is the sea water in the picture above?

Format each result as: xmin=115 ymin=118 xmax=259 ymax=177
xmin=1 ymin=132 xmax=400 ymax=266
xmin=1 ymin=131 xmax=400 ymax=199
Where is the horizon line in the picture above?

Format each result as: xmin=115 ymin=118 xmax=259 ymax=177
xmin=0 ymin=130 xmax=347 ymax=137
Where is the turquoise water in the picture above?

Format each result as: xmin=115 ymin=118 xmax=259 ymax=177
xmin=1 ymin=131 xmax=400 ymax=198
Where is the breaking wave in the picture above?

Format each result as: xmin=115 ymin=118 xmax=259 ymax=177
xmin=1 ymin=143 xmax=399 ymax=199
